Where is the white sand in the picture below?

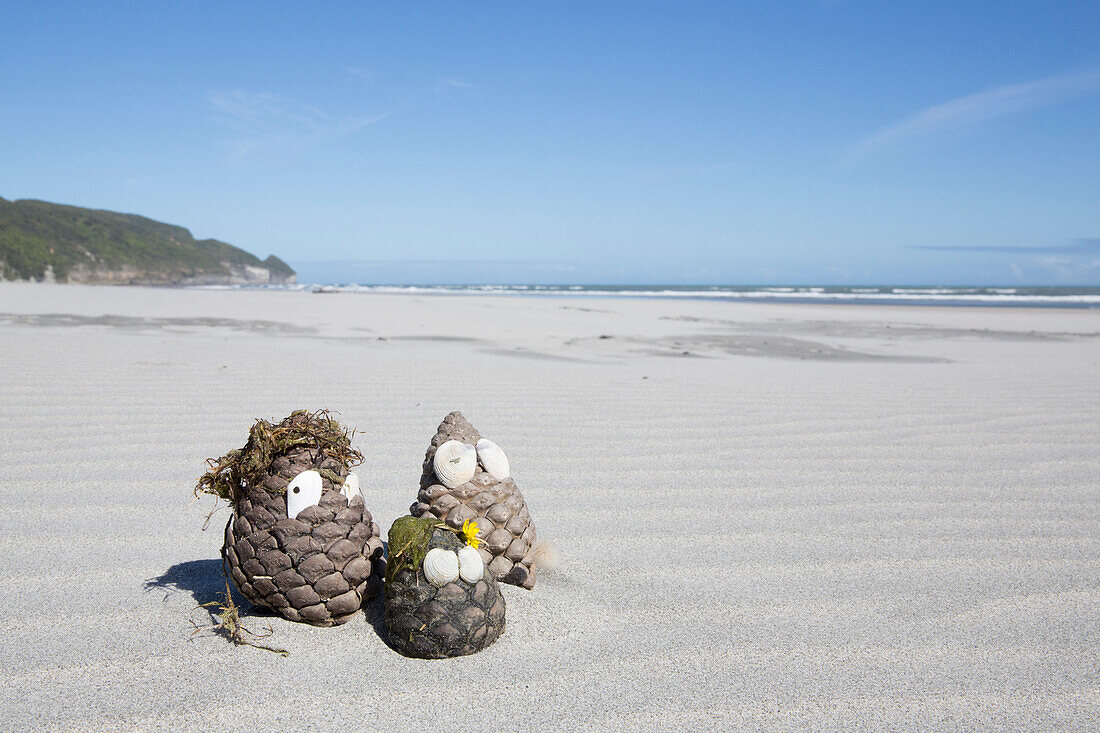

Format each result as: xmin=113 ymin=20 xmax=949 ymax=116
xmin=0 ymin=282 xmax=1097 ymax=731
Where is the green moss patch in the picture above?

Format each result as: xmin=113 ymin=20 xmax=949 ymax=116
xmin=385 ymin=515 xmax=442 ymax=588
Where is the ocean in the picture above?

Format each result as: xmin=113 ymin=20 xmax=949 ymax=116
xmin=202 ymin=284 xmax=1100 ymax=308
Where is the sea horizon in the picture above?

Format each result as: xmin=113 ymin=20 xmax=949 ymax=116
xmin=195 ymin=282 xmax=1100 ymax=308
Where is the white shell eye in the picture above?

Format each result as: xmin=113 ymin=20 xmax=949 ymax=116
xmin=341 ymin=472 xmax=361 ymax=502
xmin=286 ymin=470 xmax=323 ymax=519
xmin=433 ymin=440 xmax=477 ymax=488
xmin=457 ymin=545 xmax=484 ymax=583
xmin=423 ymin=548 xmax=460 ymax=587
xmin=475 ymin=438 xmax=510 ymax=480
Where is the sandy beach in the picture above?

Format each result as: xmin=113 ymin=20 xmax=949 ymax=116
xmin=0 ymin=282 xmax=1097 ymax=731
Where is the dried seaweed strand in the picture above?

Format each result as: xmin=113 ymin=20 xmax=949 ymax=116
xmin=190 ymin=580 xmax=289 ymax=656
xmin=194 ymin=408 xmax=361 ymax=507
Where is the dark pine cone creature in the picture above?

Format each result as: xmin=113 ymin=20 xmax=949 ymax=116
xmin=384 ymin=516 xmax=505 ymax=658
xmin=411 ymin=411 xmax=543 ymax=589
xmin=196 ymin=410 xmax=386 ymax=627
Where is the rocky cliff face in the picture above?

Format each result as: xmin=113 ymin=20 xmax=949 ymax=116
xmin=184 ymin=263 xmax=297 ymax=286
xmin=45 ymin=263 xmax=297 ymax=286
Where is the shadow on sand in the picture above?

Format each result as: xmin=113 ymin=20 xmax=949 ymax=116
xmin=144 ymin=558 xmax=266 ymax=620
xmin=357 ymin=539 xmax=394 ymax=649
xmin=145 ymin=558 xmax=290 ymax=654
xmin=145 ymin=548 xmax=393 ymax=650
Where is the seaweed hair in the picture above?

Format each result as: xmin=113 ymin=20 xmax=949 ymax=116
xmin=195 ymin=409 xmax=362 ymax=507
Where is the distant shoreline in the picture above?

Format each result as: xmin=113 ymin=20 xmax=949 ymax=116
xmin=8 ymin=279 xmax=1097 ymax=307
xmin=186 ymin=282 xmax=1100 ymax=309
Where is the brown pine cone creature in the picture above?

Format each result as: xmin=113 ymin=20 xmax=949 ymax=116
xmin=196 ymin=410 xmax=385 ymax=627
xmin=410 ymin=411 xmax=541 ymax=589
xmin=384 ymin=516 xmax=505 ymax=658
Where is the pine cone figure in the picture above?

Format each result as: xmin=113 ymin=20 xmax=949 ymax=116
xmin=198 ymin=410 xmax=385 ymax=627
xmin=384 ymin=516 xmax=505 ymax=658
xmin=410 ymin=411 xmax=539 ymax=589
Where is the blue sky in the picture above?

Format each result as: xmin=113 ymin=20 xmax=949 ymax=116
xmin=2 ymin=1 xmax=1098 ymax=285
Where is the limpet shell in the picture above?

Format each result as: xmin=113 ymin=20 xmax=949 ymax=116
xmin=342 ymin=472 xmax=361 ymax=502
xmin=475 ymin=438 xmax=510 ymax=480
xmin=433 ymin=440 xmax=477 ymax=488
xmin=286 ymin=469 xmax=323 ymax=519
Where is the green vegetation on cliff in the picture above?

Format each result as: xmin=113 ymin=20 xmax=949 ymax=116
xmin=0 ymin=197 xmax=296 ymax=284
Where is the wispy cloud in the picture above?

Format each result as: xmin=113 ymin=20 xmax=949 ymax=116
xmin=1010 ymin=254 xmax=1100 ymax=282
xmin=850 ymin=69 xmax=1100 ymax=159
xmin=209 ymin=72 xmax=474 ymax=162
xmin=434 ymin=77 xmax=474 ymax=92
xmin=639 ymin=161 xmax=740 ymax=181
xmin=208 ymin=90 xmax=394 ymax=162
xmin=911 ymin=238 xmax=1100 ymax=255
xmin=915 ymin=239 xmax=1100 ymax=283
xmin=345 ymin=67 xmax=379 ymax=82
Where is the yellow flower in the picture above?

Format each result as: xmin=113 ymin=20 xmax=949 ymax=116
xmin=461 ymin=519 xmax=480 ymax=548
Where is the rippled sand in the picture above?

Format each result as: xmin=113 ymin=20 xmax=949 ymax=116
xmin=1 ymin=282 xmax=1097 ymax=731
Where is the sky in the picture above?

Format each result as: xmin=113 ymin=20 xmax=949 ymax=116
xmin=2 ymin=1 xmax=1099 ymax=285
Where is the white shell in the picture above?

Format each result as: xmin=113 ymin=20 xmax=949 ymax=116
xmin=457 ymin=545 xmax=485 ymax=583
xmin=433 ymin=440 xmax=477 ymax=488
xmin=423 ymin=548 xmax=460 ymax=587
xmin=286 ymin=470 xmax=323 ymax=519
xmin=341 ymin=472 xmax=361 ymax=502
xmin=475 ymin=438 xmax=510 ymax=480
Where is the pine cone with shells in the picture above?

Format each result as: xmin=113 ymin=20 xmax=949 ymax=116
xmin=384 ymin=516 xmax=505 ymax=658
xmin=410 ymin=411 xmax=540 ymax=589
